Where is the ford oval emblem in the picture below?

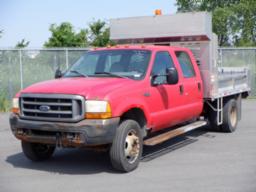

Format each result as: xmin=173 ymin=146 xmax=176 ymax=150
xmin=39 ymin=105 xmax=50 ymax=112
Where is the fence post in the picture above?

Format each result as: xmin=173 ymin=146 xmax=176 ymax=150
xmin=219 ymin=48 xmax=223 ymax=67
xmin=65 ymin=48 xmax=69 ymax=70
xmin=19 ymin=49 xmax=23 ymax=90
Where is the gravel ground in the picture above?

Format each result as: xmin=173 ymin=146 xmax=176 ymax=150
xmin=0 ymin=100 xmax=256 ymax=192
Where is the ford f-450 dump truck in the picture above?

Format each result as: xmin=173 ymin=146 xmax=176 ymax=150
xmin=10 ymin=12 xmax=250 ymax=172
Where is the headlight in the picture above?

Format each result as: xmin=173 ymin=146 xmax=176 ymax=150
xmin=85 ymin=100 xmax=112 ymax=119
xmin=12 ymin=98 xmax=20 ymax=114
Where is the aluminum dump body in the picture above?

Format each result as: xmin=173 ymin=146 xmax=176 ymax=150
xmin=110 ymin=12 xmax=250 ymax=99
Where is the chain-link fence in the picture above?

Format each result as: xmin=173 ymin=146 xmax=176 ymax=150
xmin=0 ymin=48 xmax=88 ymax=111
xmin=0 ymin=48 xmax=255 ymax=111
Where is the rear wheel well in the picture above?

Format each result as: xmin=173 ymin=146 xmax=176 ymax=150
xmin=204 ymin=94 xmax=241 ymax=114
xmin=222 ymin=94 xmax=240 ymax=104
xmin=120 ymin=108 xmax=147 ymax=136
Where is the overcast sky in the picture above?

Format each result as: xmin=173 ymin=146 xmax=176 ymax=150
xmin=0 ymin=0 xmax=177 ymax=48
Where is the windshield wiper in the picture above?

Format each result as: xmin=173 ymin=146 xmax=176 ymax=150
xmin=94 ymin=72 xmax=128 ymax=79
xmin=69 ymin=70 xmax=88 ymax=77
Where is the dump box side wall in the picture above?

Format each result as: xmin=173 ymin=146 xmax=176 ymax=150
xmin=110 ymin=12 xmax=212 ymax=41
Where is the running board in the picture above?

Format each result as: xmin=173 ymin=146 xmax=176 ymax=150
xmin=143 ymin=120 xmax=207 ymax=146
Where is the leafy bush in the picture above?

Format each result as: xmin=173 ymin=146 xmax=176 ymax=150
xmin=0 ymin=93 xmax=10 ymax=112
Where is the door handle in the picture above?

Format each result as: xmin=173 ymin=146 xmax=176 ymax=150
xmin=197 ymin=82 xmax=201 ymax=91
xmin=179 ymin=85 xmax=184 ymax=95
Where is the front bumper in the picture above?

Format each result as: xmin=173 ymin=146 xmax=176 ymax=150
xmin=9 ymin=113 xmax=120 ymax=147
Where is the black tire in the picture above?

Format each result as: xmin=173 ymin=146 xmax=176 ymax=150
xmin=21 ymin=141 xmax=55 ymax=161
xmin=221 ymin=99 xmax=238 ymax=133
xmin=110 ymin=120 xmax=143 ymax=172
xmin=207 ymin=108 xmax=221 ymax=132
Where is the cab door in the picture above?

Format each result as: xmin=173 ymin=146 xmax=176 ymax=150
xmin=173 ymin=50 xmax=203 ymax=121
xmin=147 ymin=51 xmax=185 ymax=131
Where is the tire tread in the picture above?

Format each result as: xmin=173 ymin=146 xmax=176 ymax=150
xmin=110 ymin=120 xmax=142 ymax=172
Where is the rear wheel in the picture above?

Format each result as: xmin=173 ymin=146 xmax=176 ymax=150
xmin=22 ymin=141 xmax=55 ymax=161
xmin=207 ymin=98 xmax=238 ymax=133
xmin=221 ymin=99 xmax=238 ymax=132
xmin=110 ymin=120 xmax=143 ymax=172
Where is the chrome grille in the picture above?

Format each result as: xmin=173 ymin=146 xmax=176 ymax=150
xmin=20 ymin=94 xmax=85 ymax=122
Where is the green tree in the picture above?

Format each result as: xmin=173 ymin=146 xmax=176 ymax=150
xmin=233 ymin=1 xmax=256 ymax=46
xmin=212 ymin=7 xmax=236 ymax=46
xmin=44 ymin=22 xmax=88 ymax=47
xmin=88 ymin=20 xmax=114 ymax=47
xmin=176 ymin=0 xmax=256 ymax=46
xmin=15 ymin=39 xmax=30 ymax=48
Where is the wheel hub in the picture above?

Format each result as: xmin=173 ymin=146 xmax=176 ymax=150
xmin=124 ymin=130 xmax=140 ymax=164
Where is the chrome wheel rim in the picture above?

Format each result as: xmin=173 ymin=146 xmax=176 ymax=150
xmin=124 ymin=130 xmax=140 ymax=164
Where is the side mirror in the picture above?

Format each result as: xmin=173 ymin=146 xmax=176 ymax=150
xmin=166 ymin=68 xmax=178 ymax=84
xmin=55 ymin=69 xmax=62 ymax=79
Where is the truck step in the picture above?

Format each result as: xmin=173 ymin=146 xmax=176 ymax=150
xmin=143 ymin=120 xmax=207 ymax=146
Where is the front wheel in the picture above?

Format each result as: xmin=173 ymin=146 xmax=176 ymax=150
xmin=110 ymin=120 xmax=143 ymax=172
xmin=22 ymin=141 xmax=55 ymax=161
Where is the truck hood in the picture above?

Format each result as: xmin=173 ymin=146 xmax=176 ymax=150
xmin=20 ymin=77 xmax=134 ymax=99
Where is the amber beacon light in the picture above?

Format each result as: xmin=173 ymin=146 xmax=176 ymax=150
xmin=155 ymin=9 xmax=162 ymax=15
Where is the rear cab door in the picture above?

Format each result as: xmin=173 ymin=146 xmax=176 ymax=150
xmin=172 ymin=48 xmax=203 ymax=121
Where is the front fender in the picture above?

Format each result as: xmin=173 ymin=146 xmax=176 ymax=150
xmin=111 ymin=98 xmax=152 ymax=127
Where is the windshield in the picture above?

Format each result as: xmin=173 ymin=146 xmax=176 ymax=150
xmin=64 ymin=49 xmax=151 ymax=80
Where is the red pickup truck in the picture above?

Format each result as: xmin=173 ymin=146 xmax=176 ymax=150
xmin=9 ymin=12 xmax=250 ymax=172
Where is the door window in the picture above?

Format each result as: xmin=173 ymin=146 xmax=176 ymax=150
xmin=175 ymin=51 xmax=195 ymax=78
xmin=151 ymin=51 xmax=175 ymax=84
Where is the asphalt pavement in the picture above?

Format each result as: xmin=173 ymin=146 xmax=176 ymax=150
xmin=0 ymin=100 xmax=256 ymax=192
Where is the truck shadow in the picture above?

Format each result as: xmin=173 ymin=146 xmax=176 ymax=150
xmin=6 ymin=127 xmax=215 ymax=175
xmin=6 ymin=148 xmax=115 ymax=175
